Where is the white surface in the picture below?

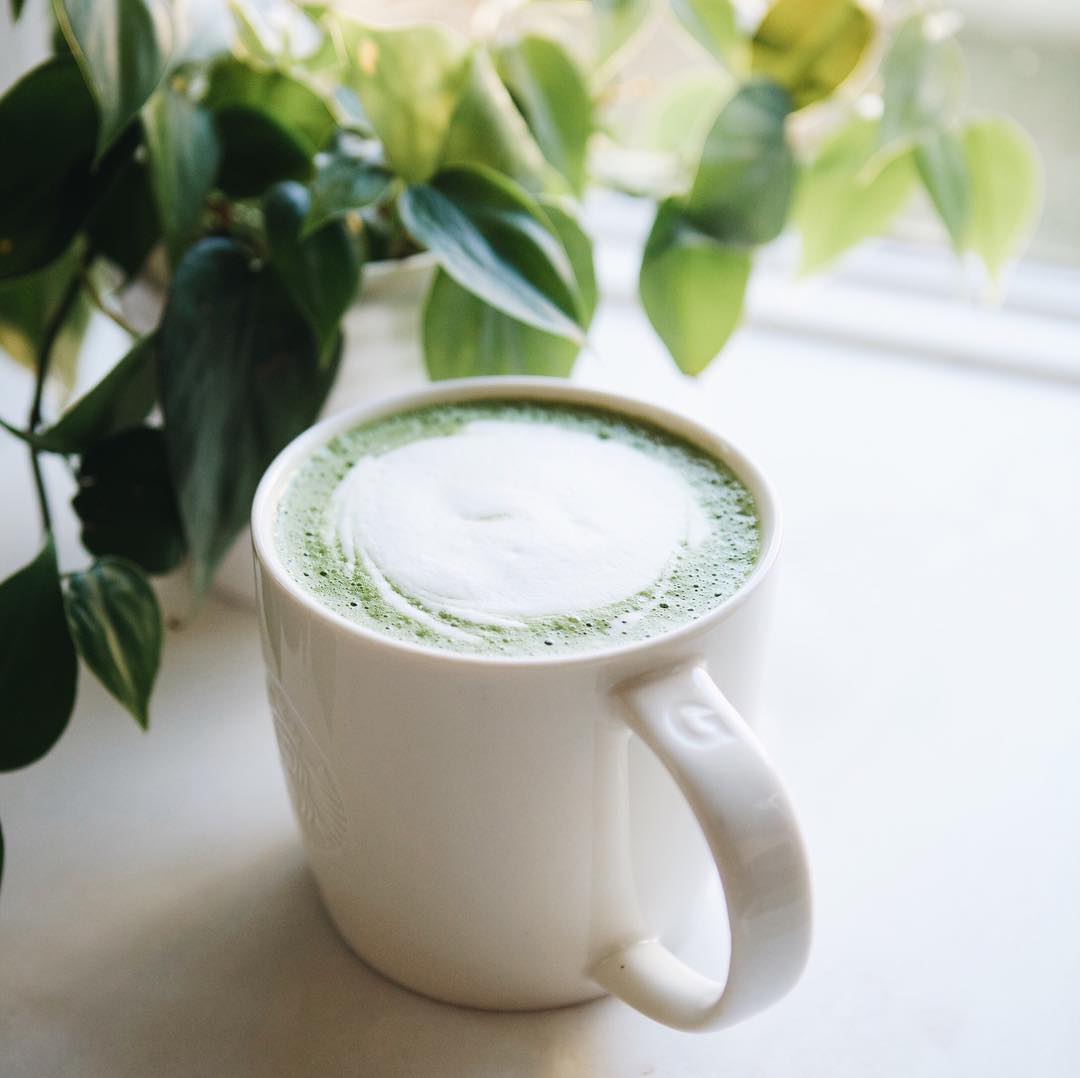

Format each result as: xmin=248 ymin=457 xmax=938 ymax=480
xmin=3 ymin=263 xmax=1080 ymax=1073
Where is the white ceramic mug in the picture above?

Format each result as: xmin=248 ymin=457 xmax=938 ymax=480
xmin=251 ymin=377 xmax=812 ymax=1032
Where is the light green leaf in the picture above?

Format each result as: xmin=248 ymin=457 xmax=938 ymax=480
xmin=639 ymin=70 xmax=731 ymax=170
xmin=879 ymin=15 xmax=965 ymax=151
xmin=2 ymin=334 xmax=155 ymax=454
xmin=303 ymin=139 xmax=392 ymax=237
xmin=962 ymin=115 xmax=1042 ymax=279
xmin=495 ymin=35 xmax=593 ymax=194
xmin=751 ymin=0 xmax=873 ymax=109
xmin=639 ymin=199 xmax=750 ymax=374
xmin=142 ymin=85 xmax=220 ymax=261
xmin=398 ymin=165 xmax=585 ymax=341
xmin=592 ymin=0 xmax=653 ymax=66
xmin=337 ymin=21 xmax=472 ymax=183
xmin=422 ymin=200 xmax=595 ymax=380
xmin=63 ymin=558 xmax=161 ymax=729
xmin=54 ymin=0 xmax=173 ymax=158
xmin=671 ymin=0 xmax=745 ymax=71
xmin=795 ymin=116 xmax=917 ymax=273
xmin=914 ymin=127 xmax=969 ymax=252
xmin=0 ymin=538 xmax=78 ymax=772
xmin=264 ymin=182 xmax=361 ymax=363
xmin=685 ymin=79 xmax=794 ymax=245
xmin=441 ymin=48 xmax=551 ymax=191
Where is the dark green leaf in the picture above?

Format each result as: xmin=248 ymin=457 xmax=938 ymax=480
xmin=751 ymin=0 xmax=873 ymax=109
xmin=915 ymin=128 xmax=970 ymax=252
xmin=334 ymin=21 xmax=472 ymax=182
xmin=0 ymin=539 xmax=78 ymax=772
xmin=671 ymin=0 xmax=745 ymax=70
xmin=303 ymin=138 xmax=392 ymax=237
xmin=639 ymin=199 xmax=750 ymax=374
xmin=158 ymin=238 xmax=339 ymax=591
xmin=212 ymin=107 xmax=314 ymax=198
xmin=0 ymin=59 xmax=98 ymax=279
xmin=794 ymin=117 xmax=917 ymax=273
xmin=441 ymin=49 xmax=550 ymax=191
xmin=142 ymin=85 xmax=219 ymax=260
xmin=204 ymin=59 xmax=336 ymax=198
xmin=204 ymin=58 xmax=337 ymax=155
xmin=63 ymin=558 xmax=161 ymax=728
xmin=879 ymin=15 xmax=965 ymax=151
xmin=10 ymin=0 xmax=27 ymax=20
xmin=495 ymin=35 xmax=592 ymax=194
xmin=264 ymin=182 xmax=361 ymax=364
xmin=685 ymin=79 xmax=794 ymax=246
xmin=84 ymin=122 xmax=161 ymax=279
xmin=422 ymin=200 xmax=595 ymax=380
xmin=53 ymin=0 xmax=172 ymax=158
xmin=399 ymin=165 xmax=585 ymax=340
xmin=4 ymin=335 xmax=156 ymax=454
xmin=73 ymin=426 xmax=186 ymax=574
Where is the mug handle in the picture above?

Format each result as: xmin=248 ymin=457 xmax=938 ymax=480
xmin=590 ymin=663 xmax=813 ymax=1031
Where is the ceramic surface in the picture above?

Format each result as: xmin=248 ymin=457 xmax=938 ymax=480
xmin=251 ymin=378 xmax=812 ymax=1031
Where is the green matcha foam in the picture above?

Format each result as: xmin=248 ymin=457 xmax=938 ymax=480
xmin=275 ymin=400 xmax=760 ymax=657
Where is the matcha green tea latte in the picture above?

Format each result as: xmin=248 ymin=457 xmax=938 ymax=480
xmin=275 ymin=400 xmax=760 ymax=657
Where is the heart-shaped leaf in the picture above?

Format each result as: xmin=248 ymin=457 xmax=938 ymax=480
xmin=399 ymin=165 xmax=585 ymax=341
xmin=879 ymin=15 xmax=966 ymax=152
xmin=751 ymin=0 xmax=873 ymax=109
xmin=204 ymin=59 xmax=336 ymax=198
xmin=264 ymin=182 xmax=361 ymax=364
xmin=54 ymin=0 xmax=173 ymax=158
xmin=0 ymin=59 xmax=98 ymax=279
xmin=639 ymin=199 xmax=750 ymax=374
xmin=685 ymin=79 xmax=794 ymax=246
xmin=794 ymin=117 xmax=917 ymax=273
xmin=335 ymin=21 xmax=472 ymax=182
xmin=0 ymin=538 xmax=78 ymax=772
xmin=63 ymin=557 xmax=161 ymax=729
xmin=303 ymin=139 xmax=392 ymax=238
xmin=159 ymin=237 xmax=340 ymax=591
xmin=142 ymin=85 xmax=219 ymax=260
xmin=962 ymin=116 xmax=1042 ymax=280
xmin=495 ymin=35 xmax=593 ymax=194
xmin=73 ymin=426 xmax=186 ymax=575
xmin=423 ymin=200 xmax=596 ymax=380
xmin=914 ymin=128 xmax=970 ymax=252
xmin=4 ymin=334 xmax=156 ymax=454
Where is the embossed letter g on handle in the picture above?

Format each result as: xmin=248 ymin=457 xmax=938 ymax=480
xmin=589 ymin=664 xmax=813 ymax=1032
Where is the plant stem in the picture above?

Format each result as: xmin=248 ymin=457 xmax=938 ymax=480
xmin=27 ymin=268 xmax=84 ymax=535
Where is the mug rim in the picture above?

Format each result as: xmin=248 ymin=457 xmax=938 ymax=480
xmin=251 ymin=376 xmax=782 ymax=670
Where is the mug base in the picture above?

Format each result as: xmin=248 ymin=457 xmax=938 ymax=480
xmin=325 ymin=909 xmax=610 ymax=1013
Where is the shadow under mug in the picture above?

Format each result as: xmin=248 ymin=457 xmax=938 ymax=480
xmin=251 ymin=377 xmax=812 ymax=1032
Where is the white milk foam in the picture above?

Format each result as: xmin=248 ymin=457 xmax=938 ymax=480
xmin=329 ymin=419 xmax=708 ymax=632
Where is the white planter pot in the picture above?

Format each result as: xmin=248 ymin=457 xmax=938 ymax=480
xmin=212 ymin=255 xmax=435 ymax=608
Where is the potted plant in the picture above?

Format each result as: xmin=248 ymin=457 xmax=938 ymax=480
xmin=0 ymin=0 xmax=1040 ymax=891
